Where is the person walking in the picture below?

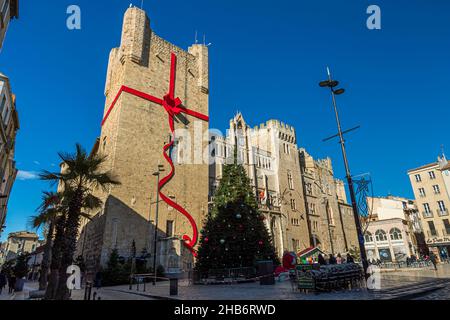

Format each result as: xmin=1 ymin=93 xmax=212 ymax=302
xmin=8 ymin=274 xmax=16 ymax=294
xmin=0 ymin=270 xmax=7 ymax=295
xmin=346 ymin=254 xmax=355 ymax=264
xmin=329 ymin=254 xmax=337 ymax=265
xmin=430 ymin=252 xmax=438 ymax=271
xmin=318 ymin=254 xmax=327 ymax=265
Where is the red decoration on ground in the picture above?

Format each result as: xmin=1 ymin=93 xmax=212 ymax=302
xmin=102 ymin=53 xmax=209 ymax=257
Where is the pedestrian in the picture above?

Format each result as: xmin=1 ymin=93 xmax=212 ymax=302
xmin=318 ymin=254 xmax=327 ymax=265
xmin=429 ymin=252 xmax=438 ymax=271
xmin=329 ymin=254 xmax=337 ymax=265
xmin=8 ymin=274 xmax=16 ymax=294
xmin=0 ymin=270 xmax=7 ymax=295
xmin=346 ymin=254 xmax=354 ymax=264
xmin=94 ymin=271 xmax=102 ymax=289
xmin=336 ymin=253 xmax=343 ymax=264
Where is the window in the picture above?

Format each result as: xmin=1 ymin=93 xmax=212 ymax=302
xmin=419 ymin=188 xmax=426 ymax=197
xmin=309 ymin=203 xmax=316 ymax=215
xmin=429 ymin=171 xmax=436 ymax=180
xmin=364 ymin=232 xmax=373 ymax=243
xmin=287 ymin=171 xmax=294 ymax=190
xmin=0 ymin=95 xmax=6 ymax=115
xmin=433 ymin=185 xmax=441 ymax=194
xmin=166 ymin=220 xmax=174 ymax=237
xmin=375 ymin=230 xmax=387 ymax=242
xmin=423 ymin=203 xmax=432 ymax=217
xmin=305 ymin=182 xmax=313 ymax=196
xmin=389 ymin=228 xmax=403 ymax=240
xmin=290 ymin=199 xmax=297 ymax=211
xmin=437 ymin=201 xmax=447 ymax=216
xmin=428 ymin=221 xmax=437 ymax=236
xmin=443 ymin=219 xmax=450 ymax=235
xmin=415 ymin=174 xmax=422 ymax=182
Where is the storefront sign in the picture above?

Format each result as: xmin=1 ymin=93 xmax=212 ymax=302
xmin=427 ymin=237 xmax=450 ymax=245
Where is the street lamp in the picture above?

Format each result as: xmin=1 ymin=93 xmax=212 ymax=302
xmin=319 ymin=67 xmax=369 ymax=276
xmin=152 ymin=165 xmax=165 ymax=285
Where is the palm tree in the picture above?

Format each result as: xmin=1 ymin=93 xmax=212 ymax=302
xmin=40 ymin=143 xmax=120 ymax=300
xmin=28 ymin=191 xmax=61 ymax=291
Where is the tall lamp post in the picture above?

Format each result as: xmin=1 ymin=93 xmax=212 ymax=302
xmin=319 ymin=68 xmax=369 ymax=276
xmin=152 ymin=165 xmax=165 ymax=285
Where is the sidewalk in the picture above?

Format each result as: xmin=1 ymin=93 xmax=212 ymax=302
xmin=69 ymin=264 xmax=450 ymax=301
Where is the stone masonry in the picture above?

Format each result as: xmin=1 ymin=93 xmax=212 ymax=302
xmin=78 ymin=7 xmax=209 ymax=274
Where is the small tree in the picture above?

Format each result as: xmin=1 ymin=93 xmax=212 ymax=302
xmin=196 ymin=149 xmax=277 ymax=273
xmin=14 ymin=254 xmax=31 ymax=279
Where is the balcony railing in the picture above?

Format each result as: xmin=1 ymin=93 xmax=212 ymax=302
xmin=422 ymin=211 xmax=433 ymax=219
xmin=442 ymin=229 xmax=450 ymax=236
xmin=437 ymin=209 xmax=449 ymax=217
xmin=258 ymin=203 xmax=281 ymax=213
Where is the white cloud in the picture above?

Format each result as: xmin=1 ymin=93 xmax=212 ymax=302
xmin=17 ymin=170 xmax=40 ymax=181
xmin=33 ymin=161 xmax=41 ymax=165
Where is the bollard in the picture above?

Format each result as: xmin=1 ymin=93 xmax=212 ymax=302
xmin=170 ymin=278 xmax=178 ymax=296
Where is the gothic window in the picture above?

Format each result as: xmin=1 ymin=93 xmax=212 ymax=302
xmin=364 ymin=232 xmax=373 ymax=243
xmin=287 ymin=171 xmax=294 ymax=190
xmin=375 ymin=229 xmax=387 ymax=242
xmin=389 ymin=228 xmax=402 ymax=240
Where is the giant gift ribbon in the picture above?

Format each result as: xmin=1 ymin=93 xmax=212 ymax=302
xmin=102 ymin=52 xmax=209 ymax=257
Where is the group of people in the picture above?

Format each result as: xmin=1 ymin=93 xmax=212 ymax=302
xmin=317 ymin=253 xmax=355 ymax=266
xmin=0 ymin=270 xmax=16 ymax=295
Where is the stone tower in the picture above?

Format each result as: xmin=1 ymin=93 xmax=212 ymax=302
xmin=78 ymin=7 xmax=209 ymax=274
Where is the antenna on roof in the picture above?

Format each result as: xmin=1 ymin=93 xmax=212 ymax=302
xmin=195 ymin=30 xmax=198 ymax=44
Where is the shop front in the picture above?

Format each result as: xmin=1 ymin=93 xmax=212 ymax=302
xmin=426 ymin=237 xmax=450 ymax=262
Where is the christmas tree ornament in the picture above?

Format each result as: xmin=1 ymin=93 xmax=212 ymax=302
xmin=220 ymin=239 xmax=225 ymax=244
xmin=236 ymin=213 xmax=242 ymax=219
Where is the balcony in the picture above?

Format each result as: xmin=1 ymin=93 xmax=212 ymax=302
xmin=422 ymin=211 xmax=433 ymax=219
xmin=442 ymin=229 xmax=450 ymax=236
xmin=258 ymin=203 xmax=281 ymax=213
xmin=437 ymin=208 xmax=449 ymax=217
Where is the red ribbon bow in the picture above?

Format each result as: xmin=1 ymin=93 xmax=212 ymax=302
xmin=102 ymin=52 xmax=209 ymax=257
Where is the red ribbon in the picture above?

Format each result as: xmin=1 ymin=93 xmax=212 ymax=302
xmin=102 ymin=52 xmax=209 ymax=257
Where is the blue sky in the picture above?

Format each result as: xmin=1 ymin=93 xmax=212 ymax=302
xmin=1 ymin=0 xmax=449 ymax=240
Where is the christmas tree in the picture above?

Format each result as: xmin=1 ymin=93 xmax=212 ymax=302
xmin=195 ymin=147 xmax=278 ymax=273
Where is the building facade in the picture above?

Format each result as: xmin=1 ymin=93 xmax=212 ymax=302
xmin=0 ymin=231 xmax=39 ymax=265
xmin=365 ymin=196 xmax=425 ymax=262
xmin=77 ymin=7 xmax=209 ymax=274
xmin=209 ymin=113 xmax=358 ymax=259
xmin=0 ymin=72 xmax=19 ymax=238
xmin=0 ymin=0 xmax=19 ymax=51
xmin=299 ymin=149 xmax=359 ymax=255
xmin=408 ymin=154 xmax=450 ymax=261
xmin=209 ymin=114 xmax=311 ymax=257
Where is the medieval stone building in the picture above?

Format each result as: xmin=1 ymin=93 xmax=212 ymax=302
xmin=77 ymin=6 xmax=209 ymax=274
xmin=299 ymin=149 xmax=359 ymax=255
xmin=209 ymin=114 xmax=359 ymax=259
xmin=77 ymin=7 xmax=358 ymax=274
